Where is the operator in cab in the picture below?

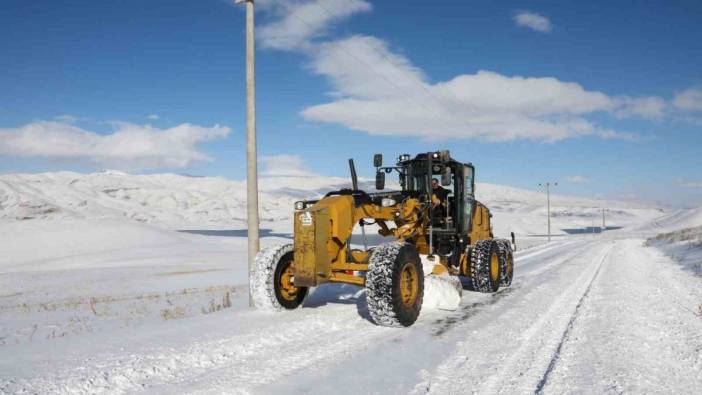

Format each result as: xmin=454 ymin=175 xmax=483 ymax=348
xmin=432 ymin=177 xmax=450 ymax=201
xmin=431 ymin=178 xmax=450 ymax=226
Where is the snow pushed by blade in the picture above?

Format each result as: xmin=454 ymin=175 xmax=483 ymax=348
xmin=422 ymin=274 xmax=462 ymax=311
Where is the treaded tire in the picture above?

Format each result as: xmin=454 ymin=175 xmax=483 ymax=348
xmin=495 ymin=239 xmax=514 ymax=287
xmin=470 ymin=240 xmax=501 ymax=293
xmin=366 ymin=241 xmax=424 ymax=327
xmin=251 ymin=243 xmax=308 ymax=311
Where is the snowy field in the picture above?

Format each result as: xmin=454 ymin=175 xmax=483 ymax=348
xmin=1 ymin=172 xmax=701 ymax=394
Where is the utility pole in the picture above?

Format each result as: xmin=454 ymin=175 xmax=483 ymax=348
xmin=602 ymin=208 xmax=607 ymax=231
xmin=592 ymin=216 xmax=596 ymax=237
xmin=236 ymin=0 xmax=259 ymax=307
xmin=539 ymin=182 xmax=557 ymax=242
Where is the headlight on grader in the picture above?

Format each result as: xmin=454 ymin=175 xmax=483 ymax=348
xmin=397 ymin=153 xmax=411 ymax=163
xmin=381 ymin=198 xmax=396 ymax=207
xmin=294 ymin=201 xmax=305 ymax=210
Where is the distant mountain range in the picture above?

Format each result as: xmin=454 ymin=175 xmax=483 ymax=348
xmin=0 ymin=171 xmax=673 ymax=237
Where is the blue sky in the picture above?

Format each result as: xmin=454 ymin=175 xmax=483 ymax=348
xmin=1 ymin=0 xmax=701 ymax=207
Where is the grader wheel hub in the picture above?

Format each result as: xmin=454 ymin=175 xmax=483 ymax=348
xmin=278 ymin=261 xmax=300 ymax=301
xmin=400 ymin=262 xmax=419 ymax=308
xmin=490 ymin=251 xmax=500 ymax=282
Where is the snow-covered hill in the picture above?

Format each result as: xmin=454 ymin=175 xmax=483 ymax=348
xmin=646 ymin=225 xmax=702 ymax=275
xmin=649 ymin=206 xmax=702 ymax=231
xmin=0 ymin=171 xmax=293 ymax=227
xmin=0 ymin=171 xmax=664 ymax=237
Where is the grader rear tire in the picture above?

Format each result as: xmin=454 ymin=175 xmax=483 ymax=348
xmin=470 ymin=240 xmax=501 ymax=293
xmin=496 ymin=239 xmax=514 ymax=287
xmin=251 ymin=243 xmax=308 ymax=311
xmin=366 ymin=242 xmax=424 ymax=327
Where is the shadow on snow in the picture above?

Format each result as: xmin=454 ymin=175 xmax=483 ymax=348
xmin=304 ymin=283 xmax=373 ymax=323
xmin=178 ymin=228 xmax=292 ymax=239
xmin=561 ymin=226 xmax=622 ymax=234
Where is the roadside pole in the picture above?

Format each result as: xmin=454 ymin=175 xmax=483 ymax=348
xmin=236 ymin=0 xmax=259 ymax=307
xmin=539 ymin=182 xmax=557 ymax=242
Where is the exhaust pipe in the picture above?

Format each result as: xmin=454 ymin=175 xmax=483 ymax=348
xmin=348 ymin=158 xmax=359 ymax=191
xmin=348 ymin=158 xmax=367 ymax=250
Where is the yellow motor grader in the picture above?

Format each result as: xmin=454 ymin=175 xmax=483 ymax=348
xmin=252 ymin=151 xmax=514 ymax=327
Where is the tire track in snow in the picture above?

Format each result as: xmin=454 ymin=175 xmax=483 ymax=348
xmin=476 ymin=242 xmax=614 ymax=394
xmin=431 ymin=241 xmax=593 ymax=337
xmin=533 ymin=244 xmax=611 ymax=393
xmin=515 ymin=240 xmax=591 ymax=278
xmin=513 ymin=239 xmax=581 ymax=262
xmin=542 ymin=239 xmax=702 ymax=393
xmin=415 ymin=241 xmax=614 ymax=394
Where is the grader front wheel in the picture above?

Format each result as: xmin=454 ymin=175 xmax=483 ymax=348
xmin=366 ymin=242 xmax=424 ymax=327
xmin=470 ymin=240 xmax=501 ymax=293
xmin=251 ymin=244 xmax=308 ymax=310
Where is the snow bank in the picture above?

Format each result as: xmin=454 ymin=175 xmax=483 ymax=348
xmin=0 ymin=216 xmax=268 ymax=347
xmin=651 ymin=206 xmax=702 ymax=231
xmin=646 ymin=225 xmax=702 ymax=275
xmin=0 ymin=218 xmax=187 ymax=270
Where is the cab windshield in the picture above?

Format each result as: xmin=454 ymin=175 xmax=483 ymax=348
xmin=404 ymin=162 xmax=453 ymax=194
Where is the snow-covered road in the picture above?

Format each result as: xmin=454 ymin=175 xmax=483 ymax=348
xmin=2 ymin=235 xmax=700 ymax=394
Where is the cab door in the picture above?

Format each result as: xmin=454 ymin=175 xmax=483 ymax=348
xmin=471 ymin=202 xmax=492 ymax=242
xmin=460 ymin=164 xmax=475 ymax=235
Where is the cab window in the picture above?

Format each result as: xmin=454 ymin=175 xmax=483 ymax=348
xmin=462 ymin=165 xmax=475 ymax=232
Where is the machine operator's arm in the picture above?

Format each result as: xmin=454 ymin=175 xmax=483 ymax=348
xmin=432 ymin=187 xmax=449 ymax=207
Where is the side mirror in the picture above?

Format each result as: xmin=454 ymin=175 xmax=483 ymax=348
xmin=441 ymin=167 xmax=451 ymax=186
xmin=375 ymin=171 xmax=385 ymax=190
xmin=373 ymin=154 xmax=383 ymax=167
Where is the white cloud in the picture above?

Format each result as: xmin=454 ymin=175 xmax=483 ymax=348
xmin=673 ymin=88 xmax=702 ymax=112
xmin=258 ymin=0 xmax=371 ymax=50
xmin=301 ymin=37 xmax=642 ymax=141
xmin=257 ymin=1 xmax=667 ymax=142
xmin=312 ymin=36 xmax=426 ymax=99
xmin=614 ymin=96 xmax=667 ymax=120
xmin=260 ymin=154 xmax=313 ymax=176
xmin=566 ymin=175 xmax=589 ymax=184
xmin=0 ymin=121 xmax=230 ymax=170
xmin=513 ymin=11 xmax=552 ymax=33
xmin=147 ymin=114 xmax=160 ymax=120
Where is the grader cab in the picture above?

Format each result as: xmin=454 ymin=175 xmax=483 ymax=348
xmin=251 ymin=151 xmax=514 ymax=327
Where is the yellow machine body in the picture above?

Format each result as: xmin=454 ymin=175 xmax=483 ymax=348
xmin=292 ymin=193 xmax=494 ymax=287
